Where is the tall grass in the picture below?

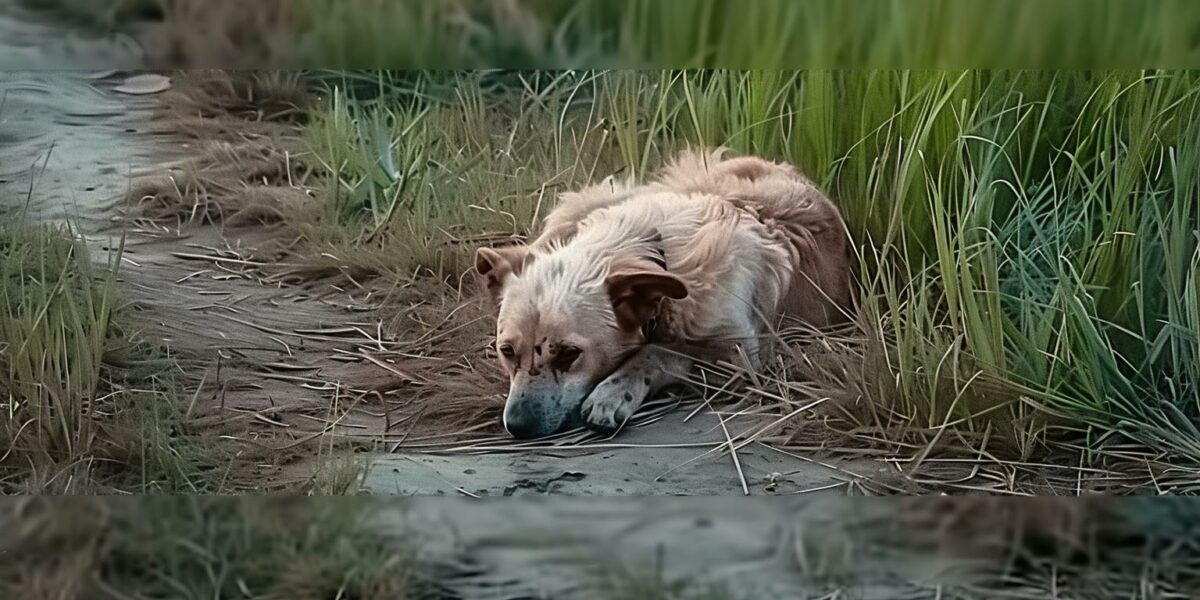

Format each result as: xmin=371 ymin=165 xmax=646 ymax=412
xmin=0 ymin=497 xmax=436 ymax=598
xmin=0 ymin=224 xmax=207 ymax=492
xmin=298 ymin=71 xmax=626 ymax=280
xmin=133 ymin=0 xmax=1200 ymax=69
xmin=301 ymin=70 xmax=1200 ymax=461
xmin=1 ymin=223 xmax=118 ymax=468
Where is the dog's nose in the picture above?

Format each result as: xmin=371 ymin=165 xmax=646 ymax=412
xmin=503 ymin=404 xmax=540 ymax=439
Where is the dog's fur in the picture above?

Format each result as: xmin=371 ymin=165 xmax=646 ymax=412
xmin=476 ymin=149 xmax=852 ymax=438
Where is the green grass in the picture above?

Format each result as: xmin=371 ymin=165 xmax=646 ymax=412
xmin=296 ymin=71 xmax=628 ymax=280
xmin=297 ymin=70 xmax=1200 ymax=466
xmin=24 ymin=0 xmax=1200 ymax=69
xmin=0 ymin=223 xmax=116 ymax=466
xmin=0 ymin=223 xmax=212 ymax=493
xmin=0 ymin=497 xmax=436 ymax=599
xmin=129 ymin=0 xmax=1200 ymax=69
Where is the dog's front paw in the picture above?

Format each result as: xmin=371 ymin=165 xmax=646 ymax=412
xmin=581 ymin=379 xmax=642 ymax=435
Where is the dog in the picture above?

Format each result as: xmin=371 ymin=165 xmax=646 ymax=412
xmin=476 ymin=149 xmax=852 ymax=439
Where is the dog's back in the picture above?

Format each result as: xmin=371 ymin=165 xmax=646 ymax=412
xmin=530 ymin=149 xmax=853 ymax=334
xmin=653 ymin=149 xmax=853 ymax=327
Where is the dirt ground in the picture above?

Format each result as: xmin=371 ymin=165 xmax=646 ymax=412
xmin=390 ymin=496 xmax=980 ymax=599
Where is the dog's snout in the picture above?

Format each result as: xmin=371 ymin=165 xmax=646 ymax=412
xmin=503 ymin=401 xmax=540 ymax=439
xmin=502 ymin=388 xmax=584 ymax=439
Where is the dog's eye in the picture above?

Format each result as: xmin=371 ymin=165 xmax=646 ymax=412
xmin=498 ymin=344 xmax=516 ymax=359
xmin=551 ymin=346 xmax=582 ymax=372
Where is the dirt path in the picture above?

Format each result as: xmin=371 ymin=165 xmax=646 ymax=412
xmin=116 ymin=225 xmax=402 ymax=487
xmin=0 ymin=70 xmax=153 ymax=229
xmin=387 ymin=496 xmax=958 ymax=599
xmin=366 ymin=402 xmax=897 ymax=496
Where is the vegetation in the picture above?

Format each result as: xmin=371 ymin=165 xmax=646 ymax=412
xmin=0 ymin=497 xmax=437 ymax=599
xmin=5 ymin=0 xmax=1196 ymax=592
xmin=279 ymin=0 xmax=1200 ymax=68
xmin=32 ymin=0 xmax=1200 ymax=69
xmin=295 ymin=70 xmax=1200 ymax=469
xmin=0 ymin=223 xmax=209 ymax=493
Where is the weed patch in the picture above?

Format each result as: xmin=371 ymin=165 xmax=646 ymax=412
xmin=0 ymin=223 xmax=214 ymax=492
xmin=0 ymin=497 xmax=437 ymax=599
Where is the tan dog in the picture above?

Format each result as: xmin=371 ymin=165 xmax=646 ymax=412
xmin=476 ymin=149 xmax=852 ymax=438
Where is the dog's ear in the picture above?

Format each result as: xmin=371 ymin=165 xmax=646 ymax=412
xmin=475 ymin=245 xmax=531 ymax=301
xmin=606 ymin=270 xmax=688 ymax=331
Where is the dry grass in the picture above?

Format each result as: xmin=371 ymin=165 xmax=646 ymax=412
xmin=125 ymin=71 xmax=314 ymax=228
xmin=373 ymin=285 xmax=507 ymax=441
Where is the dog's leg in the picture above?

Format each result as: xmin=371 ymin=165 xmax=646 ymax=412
xmin=581 ymin=345 xmax=692 ymax=434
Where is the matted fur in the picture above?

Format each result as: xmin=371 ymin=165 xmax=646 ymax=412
xmin=478 ymin=149 xmax=853 ymax=437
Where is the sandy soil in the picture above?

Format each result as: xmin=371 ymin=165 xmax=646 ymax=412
xmin=366 ymin=404 xmax=900 ymax=496
xmin=387 ymin=497 xmax=973 ymax=599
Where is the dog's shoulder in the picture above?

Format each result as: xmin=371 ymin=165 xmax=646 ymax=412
xmin=534 ymin=176 xmax=641 ymax=248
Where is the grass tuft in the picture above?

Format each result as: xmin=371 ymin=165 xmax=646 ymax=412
xmin=0 ymin=223 xmax=213 ymax=493
xmin=0 ymin=497 xmax=437 ymax=599
xmin=1 ymin=223 xmax=119 ymax=478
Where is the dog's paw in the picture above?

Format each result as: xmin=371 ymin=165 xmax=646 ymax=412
xmin=581 ymin=379 xmax=642 ymax=434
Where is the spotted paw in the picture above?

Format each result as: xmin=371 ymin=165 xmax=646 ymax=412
xmin=581 ymin=380 xmax=642 ymax=434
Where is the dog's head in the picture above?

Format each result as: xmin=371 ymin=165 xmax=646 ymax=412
xmin=475 ymin=245 xmax=687 ymax=438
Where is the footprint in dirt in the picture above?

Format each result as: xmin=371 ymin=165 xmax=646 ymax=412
xmin=502 ymin=472 xmax=588 ymax=496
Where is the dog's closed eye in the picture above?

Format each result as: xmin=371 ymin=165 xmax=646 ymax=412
xmin=498 ymin=344 xmax=516 ymax=359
